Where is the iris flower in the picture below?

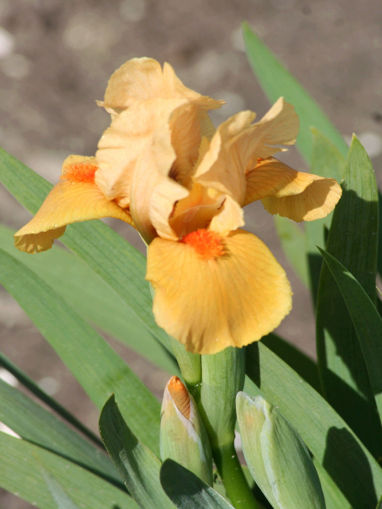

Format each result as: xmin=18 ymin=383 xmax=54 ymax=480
xmin=14 ymin=58 xmax=341 ymax=354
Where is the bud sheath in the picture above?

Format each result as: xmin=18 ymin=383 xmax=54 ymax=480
xmin=160 ymin=376 xmax=212 ymax=485
xmin=237 ymin=392 xmax=326 ymax=509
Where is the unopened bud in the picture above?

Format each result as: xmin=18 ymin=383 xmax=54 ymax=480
xmin=236 ymin=392 xmax=325 ymax=509
xmin=160 ymin=376 xmax=212 ymax=485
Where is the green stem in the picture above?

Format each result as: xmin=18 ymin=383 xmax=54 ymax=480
xmin=215 ymin=442 xmax=264 ymax=509
xmin=170 ymin=337 xmax=201 ymax=399
xmin=199 ymin=348 xmax=261 ymax=506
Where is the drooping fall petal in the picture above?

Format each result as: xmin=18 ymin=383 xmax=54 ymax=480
xmin=146 ymin=229 xmax=292 ymax=355
xmin=244 ymin=158 xmax=342 ymax=221
xmin=14 ymin=156 xmax=132 ymax=253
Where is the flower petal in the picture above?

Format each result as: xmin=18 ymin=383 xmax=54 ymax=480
xmin=101 ymin=57 xmax=223 ymax=112
xmin=96 ymin=97 xmax=186 ymax=207
xmin=245 ymin=158 xmax=342 ymax=221
xmin=101 ymin=58 xmax=164 ymax=111
xmin=166 ymin=183 xmax=224 ymax=239
xmin=15 ymin=157 xmax=132 ymax=253
xmin=146 ymin=229 xmax=292 ymax=354
xmin=208 ymin=195 xmax=244 ymax=234
xmin=194 ymin=99 xmax=298 ymax=206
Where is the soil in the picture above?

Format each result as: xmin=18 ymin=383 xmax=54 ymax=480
xmin=0 ymin=1 xmax=381 ymax=507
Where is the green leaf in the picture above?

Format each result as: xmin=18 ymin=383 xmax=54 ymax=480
xmin=304 ymin=130 xmax=346 ymax=300
xmin=262 ymin=333 xmax=320 ymax=391
xmin=0 ymin=432 xmax=138 ymax=509
xmin=245 ymin=342 xmax=382 ymax=509
xmin=42 ymin=471 xmax=81 ymax=509
xmin=237 ymin=393 xmax=325 ymax=509
xmin=0 ymin=379 xmax=120 ymax=484
xmin=242 ymin=23 xmax=348 ymax=163
xmin=378 ymin=190 xmax=382 ymax=279
xmin=0 ymin=249 xmax=160 ymax=454
xmin=0 ymin=147 xmax=171 ymax=354
xmin=320 ymin=248 xmax=382 ymax=423
xmin=99 ymin=396 xmax=172 ymax=509
xmin=313 ymin=461 xmax=350 ymax=509
xmin=0 ymin=224 xmax=177 ymax=374
xmin=316 ymin=135 xmax=380 ymax=457
xmin=273 ymin=216 xmax=310 ymax=288
xmin=160 ymin=459 xmax=235 ymax=509
xmin=0 ymin=351 xmax=101 ymax=447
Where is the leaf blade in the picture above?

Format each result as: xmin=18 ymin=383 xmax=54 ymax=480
xmin=160 ymin=459 xmax=235 ymax=509
xmin=0 ymin=378 xmax=119 ymax=484
xmin=0 ymin=432 xmax=138 ymax=509
xmin=0 ymin=248 xmax=160 ymax=454
xmin=100 ymin=396 xmax=173 ymax=509
xmin=320 ymin=248 xmax=382 ymax=422
xmin=0 ymin=224 xmax=177 ymax=374
xmin=316 ymin=135 xmax=380 ymax=457
xmin=245 ymin=342 xmax=382 ymax=509
xmin=242 ymin=23 xmax=348 ymax=163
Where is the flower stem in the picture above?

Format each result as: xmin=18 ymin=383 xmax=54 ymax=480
xmin=215 ymin=442 xmax=264 ymax=509
xmin=199 ymin=348 xmax=261 ymax=506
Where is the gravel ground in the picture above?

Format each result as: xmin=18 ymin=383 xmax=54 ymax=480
xmin=0 ymin=1 xmax=381 ymax=507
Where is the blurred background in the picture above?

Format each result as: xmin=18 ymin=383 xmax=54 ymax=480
xmin=0 ymin=1 xmax=381 ymax=507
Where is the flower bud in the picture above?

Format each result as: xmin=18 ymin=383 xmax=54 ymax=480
xmin=160 ymin=376 xmax=212 ymax=485
xmin=236 ymin=392 xmax=325 ymax=509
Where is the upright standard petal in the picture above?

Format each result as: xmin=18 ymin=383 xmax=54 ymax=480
xmin=244 ymin=158 xmax=342 ymax=221
xmin=101 ymin=57 xmax=223 ymax=112
xmin=146 ymin=229 xmax=292 ymax=354
xmin=14 ymin=156 xmax=132 ymax=253
xmin=194 ymin=111 xmax=256 ymax=205
xmin=194 ymin=99 xmax=298 ymax=206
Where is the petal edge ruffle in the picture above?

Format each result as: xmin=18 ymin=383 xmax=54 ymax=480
xmin=146 ymin=229 xmax=292 ymax=354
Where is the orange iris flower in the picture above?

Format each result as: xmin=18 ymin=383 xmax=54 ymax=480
xmin=14 ymin=58 xmax=342 ymax=354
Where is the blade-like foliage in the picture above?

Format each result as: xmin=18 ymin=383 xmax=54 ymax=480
xmin=320 ymin=248 xmax=382 ymax=423
xmin=42 ymin=472 xmax=81 ymax=509
xmin=0 ymin=351 xmax=101 ymax=446
xmin=0 ymin=225 xmax=177 ymax=374
xmin=160 ymin=460 xmax=235 ymax=509
xmin=313 ymin=461 xmax=349 ymax=509
xmin=304 ymin=130 xmax=346 ymax=300
xmin=0 ymin=147 xmax=171 ymax=354
xmin=100 ymin=396 xmax=173 ymax=509
xmin=0 ymin=379 xmax=119 ymax=484
xmin=316 ymin=136 xmax=380 ymax=457
xmin=246 ymin=342 xmax=382 ymax=509
xmin=0 ymin=249 xmax=160 ymax=454
xmin=242 ymin=23 xmax=348 ymax=163
xmin=262 ymin=333 xmax=320 ymax=391
xmin=0 ymin=432 xmax=138 ymax=509
xmin=273 ymin=216 xmax=310 ymax=288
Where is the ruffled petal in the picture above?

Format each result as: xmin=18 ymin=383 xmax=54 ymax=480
xmin=193 ymin=99 xmax=298 ymax=206
xmin=167 ymin=183 xmax=223 ymax=239
xmin=96 ymin=97 xmax=186 ymax=207
xmin=245 ymin=158 xmax=342 ymax=221
xmin=101 ymin=58 xmax=164 ymax=111
xmin=129 ymin=116 xmax=179 ymax=242
xmin=245 ymin=97 xmax=299 ymax=165
xmin=149 ymin=177 xmax=189 ymax=240
xmin=14 ymin=156 xmax=132 ymax=253
xmin=101 ymin=57 xmax=223 ymax=112
xmin=146 ymin=229 xmax=292 ymax=354
xmin=194 ymin=111 xmax=256 ymax=204
xmin=208 ymin=195 xmax=244 ymax=234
